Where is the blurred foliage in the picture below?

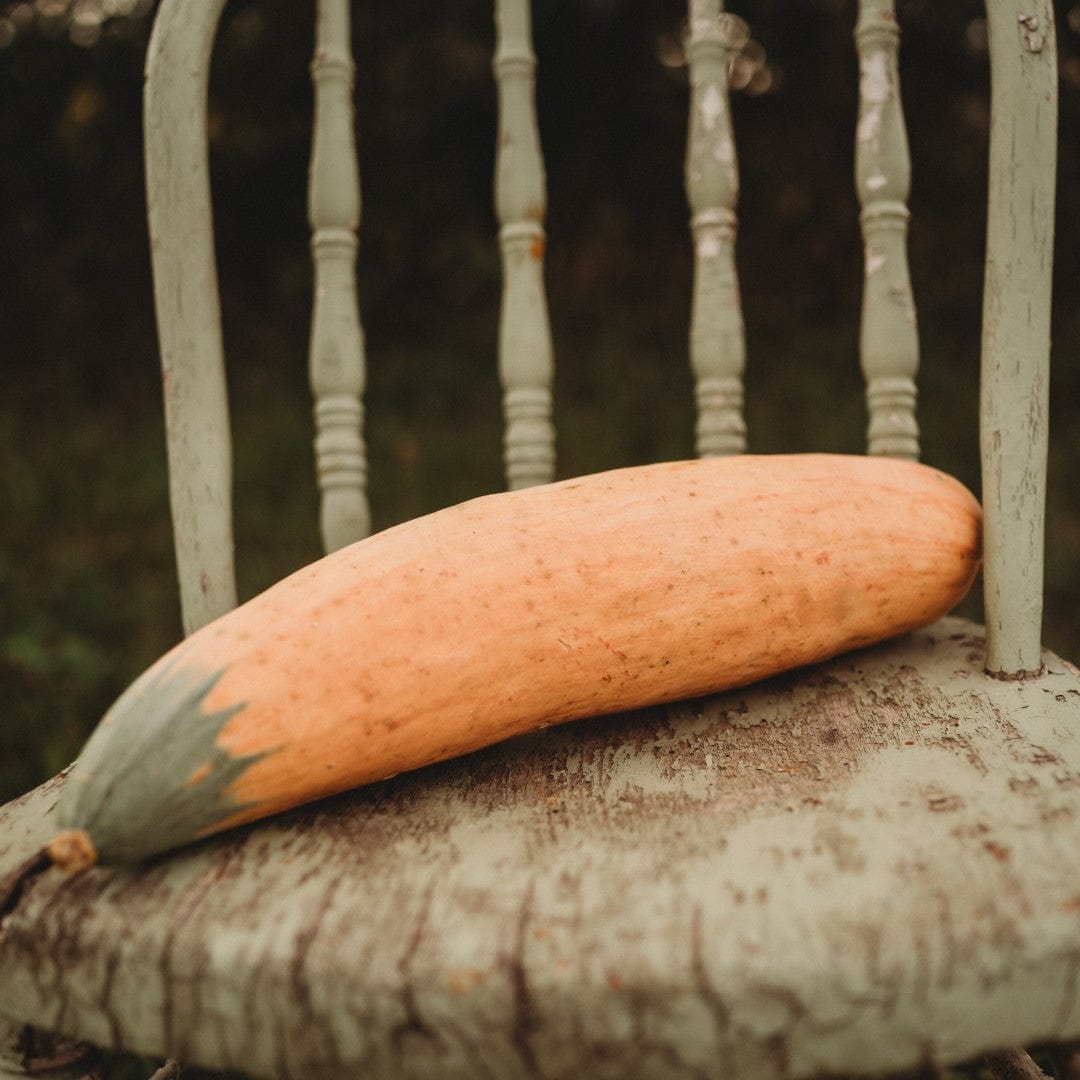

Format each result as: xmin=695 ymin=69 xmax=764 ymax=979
xmin=0 ymin=0 xmax=1078 ymax=819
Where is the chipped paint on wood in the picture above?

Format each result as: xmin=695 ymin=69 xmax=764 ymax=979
xmin=855 ymin=49 xmax=891 ymax=146
xmin=859 ymin=49 xmax=890 ymax=107
xmin=980 ymin=0 xmax=1057 ymax=675
xmin=4 ymin=621 xmax=1080 ymax=1077
xmin=700 ymin=82 xmax=724 ymax=130
xmin=856 ymin=103 xmax=882 ymax=143
xmin=865 ymin=251 xmax=887 ymax=276
xmin=1018 ymin=11 xmax=1047 ymax=51
xmin=714 ymin=142 xmax=734 ymax=169
xmin=697 ymin=233 xmax=722 ymax=259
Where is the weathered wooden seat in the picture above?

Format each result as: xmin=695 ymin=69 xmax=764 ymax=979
xmin=1 ymin=1 xmax=1076 ymax=1078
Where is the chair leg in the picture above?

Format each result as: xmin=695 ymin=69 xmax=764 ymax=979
xmin=983 ymin=1049 xmax=1051 ymax=1079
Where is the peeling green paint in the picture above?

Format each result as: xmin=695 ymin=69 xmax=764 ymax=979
xmin=57 ymin=664 xmax=267 ymax=864
xmin=979 ymin=0 xmax=1056 ymax=675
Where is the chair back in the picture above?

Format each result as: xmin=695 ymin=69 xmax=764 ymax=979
xmin=144 ymin=0 xmax=1057 ymax=678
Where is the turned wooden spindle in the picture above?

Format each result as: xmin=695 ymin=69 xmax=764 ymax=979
xmin=685 ymin=0 xmax=747 ymax=457
xmin=493 ymin=0 xmax=556 ymax=489
xmin=854 ymin=0 xmax=919 ymax=460
xmin=309 ymin=0 xmax=370 ymax=550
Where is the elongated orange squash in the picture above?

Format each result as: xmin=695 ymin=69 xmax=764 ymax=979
xmin=48 ymin=454 xmax=981 ymax=870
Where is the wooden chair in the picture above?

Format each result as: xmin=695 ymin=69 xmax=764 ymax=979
xmin=1 ymin=0 xmax=1077 ymax=1077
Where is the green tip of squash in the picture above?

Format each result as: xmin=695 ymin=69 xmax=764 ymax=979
xmin=47 ymin=829 xmax=98 ymax=874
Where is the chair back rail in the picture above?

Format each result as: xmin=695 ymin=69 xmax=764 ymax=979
xmin=144 ymin=0 xmax=234 ymax=636
xmin=308 ymin=0 xmax=370 ymax=553
xmin=980 ymin=0 xmax=1056 ymax=676
xmin=854 ymin=0 xmax=919 ymax=460
xmin=144 ymin=0 xmax=1057 ymax=676
xmin=493 ymin=0 xmax=557 ymax=490
xmin=685 ymin=0 xmax=747 ymax=457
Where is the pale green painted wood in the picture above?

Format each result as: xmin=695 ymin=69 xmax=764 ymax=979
xmin=144 ymin=0 xmax=235 ymax=635
xmin=980 ymin=0 xmax=1057 ymax=677
xmin=685 ymin=0 xmax=747 ymax=457
xmin=3 ymin=621 xmax=1080 ymax=1077
xmin=493 ymin=0 xmax=556 ymax=489
xmin=308 ymin=0 xmax=370 ymax=552
xmin=854 ymin=0 xmax=920 ymax=460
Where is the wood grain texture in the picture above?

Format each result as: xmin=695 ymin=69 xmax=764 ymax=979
xmin=979 ymin=0 xmax=1057 ymax=675
xmin=143 ymin=0 xmax=235 ymax=635
xmin=3 ymin=619 xmax=1080 ymax=1079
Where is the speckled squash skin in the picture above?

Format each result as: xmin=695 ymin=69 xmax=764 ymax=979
xmin=54 ymin=454 xmax=981 ymax=866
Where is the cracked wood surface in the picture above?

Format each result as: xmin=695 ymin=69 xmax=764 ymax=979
xmin=1 ymin=618 xmax=1079 ymax=1079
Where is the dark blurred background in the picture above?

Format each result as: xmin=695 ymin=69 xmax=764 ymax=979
xmin=1 ymin=0 xmax=1078 ymax=806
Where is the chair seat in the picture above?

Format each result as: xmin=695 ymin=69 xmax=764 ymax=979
xmin=1 ymin=615 xmax=1079 ymax=1079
